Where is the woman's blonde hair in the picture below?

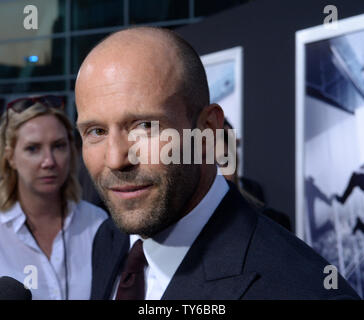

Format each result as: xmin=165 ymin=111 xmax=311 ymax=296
xmin=0 ymin=102 xmax=81 ymax=211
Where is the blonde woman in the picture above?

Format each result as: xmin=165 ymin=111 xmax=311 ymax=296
xmin=0 ymin=96 xmax=107 ymax=300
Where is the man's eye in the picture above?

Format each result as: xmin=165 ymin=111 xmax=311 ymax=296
xmin=88 ymin=128 xmax=106 ymax=136
xmin=137 ymin=122 xmax=152 ymax=129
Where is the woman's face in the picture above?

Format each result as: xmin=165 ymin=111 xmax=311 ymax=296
xmin=9 ymin=115 xmax=71 ymax=198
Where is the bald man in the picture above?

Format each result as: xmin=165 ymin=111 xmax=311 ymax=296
xmin=75 ymin=27 xmax=359 ymax=300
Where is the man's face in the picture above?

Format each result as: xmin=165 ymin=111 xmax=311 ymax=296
xmin=76 ymin=45 xmax=201 ymax=237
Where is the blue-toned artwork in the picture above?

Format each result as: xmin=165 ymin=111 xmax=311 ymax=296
xmin=298 ymin=19 xmax=364 ymax=298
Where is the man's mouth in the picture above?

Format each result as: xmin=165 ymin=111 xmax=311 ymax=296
xmin=108 ymin=184 xmax=153 ymax=199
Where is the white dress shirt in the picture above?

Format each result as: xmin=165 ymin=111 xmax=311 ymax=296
xmin=112 ymin=172 xmax=229 ymax=300
xmin=0 ymin=200 xmax=107 ymax=300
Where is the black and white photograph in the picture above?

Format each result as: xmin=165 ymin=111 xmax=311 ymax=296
xmin=296 ymin=13 xmax=364 ymax=298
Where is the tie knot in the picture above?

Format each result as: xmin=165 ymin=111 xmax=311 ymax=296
xmin=124 ymin=239 xmax=147 ymax=273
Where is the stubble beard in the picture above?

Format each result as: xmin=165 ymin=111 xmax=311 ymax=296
xmin=94 ymin=164 xmax=200 ymax=238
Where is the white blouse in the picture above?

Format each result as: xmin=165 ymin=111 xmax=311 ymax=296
xmin=0 ymin=200 xmax=107 ymax=300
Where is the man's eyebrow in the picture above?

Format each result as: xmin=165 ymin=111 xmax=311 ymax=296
xmin=77 ymin=114 xmax=171 ymax=130
xmin=76 ymin=120 xmax=101 ymax=131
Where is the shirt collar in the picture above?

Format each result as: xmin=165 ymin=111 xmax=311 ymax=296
xmin=0 ymin=202 xmax=25 ymax=233
xmin=130 ymin=170 xmax=229 ymax=285
xmin=0 ymin=201 xmax=77 ymax=234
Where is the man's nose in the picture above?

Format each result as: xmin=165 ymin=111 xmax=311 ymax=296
xmin=105 ymin=130 xmax=134 ymax=171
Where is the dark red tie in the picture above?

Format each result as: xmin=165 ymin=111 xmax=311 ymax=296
xmin=116 ymin=239 xmax=147 ymax=300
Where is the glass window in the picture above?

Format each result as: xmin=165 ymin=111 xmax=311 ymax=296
xmin=194 ymin=0 xmax=248 ymax=17
xmin=71 ymin=0 xmax=124 ymax=31
xmin=70 ymin=79 xmax=76 ymax=90
xmin=0 ymin=38 xmax=66 ymax=78
xmin=0 ymin=0 xmax=65 ymax=41
xmin=71 ymin=33 xmax=109 ymax=74
xmin=0 ymin=80 xmax=66 ymax=94
xmin=130 ymin=0 xmax=189 ymax=24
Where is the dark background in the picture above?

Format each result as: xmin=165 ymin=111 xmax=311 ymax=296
xmin=176 ymin=0 xmax=364 ymax=229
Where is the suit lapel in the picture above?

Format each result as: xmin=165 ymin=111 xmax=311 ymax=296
xmin=93 ymin=220 xmax=129 ymax=299
xmin=162 ymin=185 xmax=260 ymax=300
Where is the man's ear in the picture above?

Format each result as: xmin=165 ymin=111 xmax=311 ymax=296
xmin=195 ymin=104 xmax=225 ymax=160
xmin=4 ymin=146 xmax=15 ymax=169
xmin=197 ymin=103 xmax=224 ymax=132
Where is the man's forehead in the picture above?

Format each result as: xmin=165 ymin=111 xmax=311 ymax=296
xmin=78 ymin=78 xmax=146 ymax=95
xmin=76 ymin=58 xmax=183 ymax=109
xmin=77 ymin=54 xmax=180 ymax=95
xmin=75 ymin=30 xmax=187 ymax=120
xmin=77 ymin=87 xmax=184 ymax=113
xmin=76 ymin=80 xmax=182 ymax=112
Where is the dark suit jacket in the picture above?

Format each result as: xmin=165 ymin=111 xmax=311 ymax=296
xmin=90 ymin=183 xmax=360 ymax=300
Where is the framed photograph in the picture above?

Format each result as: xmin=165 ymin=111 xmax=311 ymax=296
xmin=201 ymin=46 xmax=243 ymax=176
xmin=296 ymin=14 xmax=364 ymax=297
